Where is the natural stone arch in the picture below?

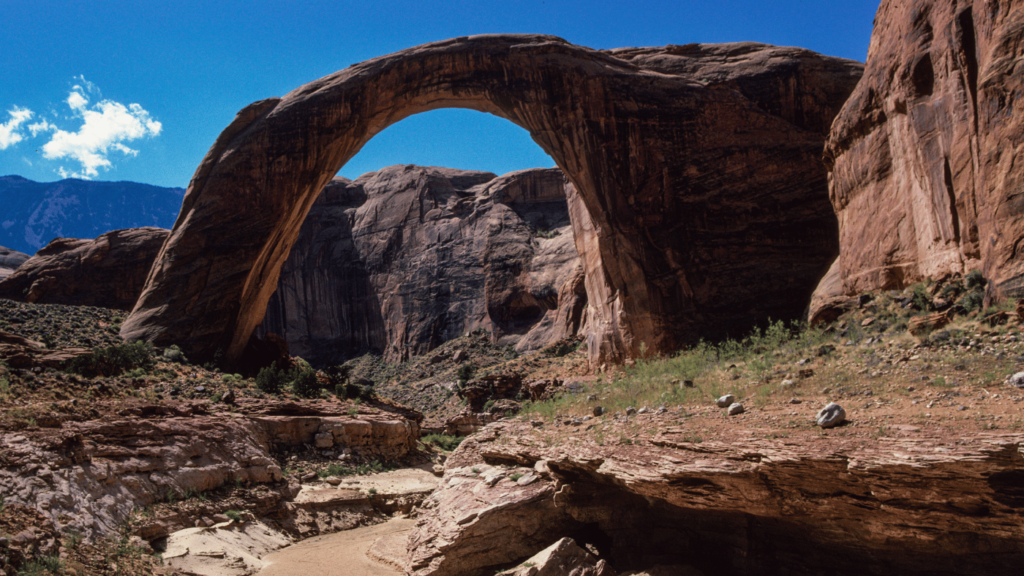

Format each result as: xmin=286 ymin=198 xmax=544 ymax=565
xmin=122 ymin=34 xmax=860 ymax=365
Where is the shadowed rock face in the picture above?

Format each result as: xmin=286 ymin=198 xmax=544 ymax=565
xmin=0 ymin=245 xmax=29 ymax=281
xmin=821 ymin=0 xmax=1024 ymax=299
xmin=257 ymin=166 xmax=583 ymax=365
xmin=0 ymin=228 xmax=169 ymax=310
xmin=121 ymin=34 xmax=861 ymax=365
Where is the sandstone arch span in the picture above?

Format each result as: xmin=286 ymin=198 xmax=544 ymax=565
xmin=122 ymin=35 xmax=862 ymax=365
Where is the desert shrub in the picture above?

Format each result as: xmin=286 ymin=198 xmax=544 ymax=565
xmin=911 ymin=283 xmax=931 ymax=310
xmin=68 ymin=341 xmax=154 ymax=377
xmin=422 ymin=433 xmax=464 ymax=452
xmin=961 ymin=290 xmax=985 ymax=312
xmin=456 ymin=362 xmax=476 ymax=381
xmin=255 ymin=362 xmax=286 ymax=394
xmin=163 ymin=345 xmax=188 ymax=364
xmin=483 ymin=399 xmax=496 ymax=413
xmin=225 ymin=509 xmax=243 ymax=522
xmin=339 ymin=379 xmax=375 ymax=400
xmin=290 ymin=367 xmax=321 ymax=398
xmin=965 ymin=269 xmax=987 ymax=290
xmin=325 ymin=364 xmax=352 ymax=385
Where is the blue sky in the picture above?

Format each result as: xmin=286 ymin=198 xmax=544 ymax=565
xmin=0 ymin=0 xmax=880 ymax=188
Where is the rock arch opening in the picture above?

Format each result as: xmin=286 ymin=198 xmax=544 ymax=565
xmin=122 ymin=34 xmax=861 ymax=366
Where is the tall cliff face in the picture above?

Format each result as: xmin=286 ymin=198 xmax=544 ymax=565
xmin=822 ymin=0 xmax=1024 ymax=299
xmin=258 ymin=165 xmax=583 ymax=366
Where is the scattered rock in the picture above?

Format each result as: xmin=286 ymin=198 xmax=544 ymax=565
xmin=816 ymin=402 xmax=846 ymax=428
xmin=716 ymin=394 xmax=736 ymax=408
xmin=1007 ymin=372 xmax=1024 ymax=388
xmin=727 ymin=403 xmax=745 ymax=416
xmin=626 ymin=407 xmax=637 ymax=416
xmin=593 ymin=406 xmax=604 ymax=417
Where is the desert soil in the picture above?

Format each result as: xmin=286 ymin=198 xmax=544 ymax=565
xmin=259 ymin=518 xmax=415 ymax=576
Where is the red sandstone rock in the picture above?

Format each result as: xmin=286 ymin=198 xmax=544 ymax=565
xmin=820 ymin=0 xmax=1024 ymax=301
xmin=0 ymin=228 xmax=168 ymax=310
xmin=409 ymin=420 xmax=1024 ymax=576
xmin=0 ymin=398 xmax=420 ymax=540
xmin=121 ymin=35 xmax=861 ymax=366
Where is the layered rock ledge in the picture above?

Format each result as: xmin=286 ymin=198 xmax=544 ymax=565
xmin=408 ymin=421 xmax=1024 ymax=576
xmin=0 ymin=399 xmax=420 ymax=539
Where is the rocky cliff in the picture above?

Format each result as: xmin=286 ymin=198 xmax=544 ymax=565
xmin=0 ymin=245 xmax=29 ymax=281
xmin=257 ymin=165 xmax=583 ymax=365
xmin=0 ymin=228 xmax=169 ymax=311
xmin=121 ymin=35 xmax=862 ymax=366
xmin=821 ymin=0 xmax=1024 ymax=301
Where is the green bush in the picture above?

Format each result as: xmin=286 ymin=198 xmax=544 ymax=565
xmin=965 ymin=269 xmax=987 ymax=290
xmin=256 ymin=362 xmax=286 ymax=394
xmin=456 ymin=362 xmax=476 ymax=381
xmin=961 ymin=291 xmax=985 ymax=312
xmin=163 ymin=345 xmax=188 ymax=364
xmin=911 ymin=283 xmax=931 ymax=310
xmin=68 ymin=341 xmax=154 ymax=377
xmin=225 ymin=509 xmax=243 ymax=522
xmin=291 ymin=367 xmax=321 ymax=398
xmin=422 ymin=433 xmax=464 ymax=452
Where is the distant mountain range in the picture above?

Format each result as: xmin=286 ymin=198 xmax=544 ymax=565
xmin=0 ymin=175 xmax=185 ymax=255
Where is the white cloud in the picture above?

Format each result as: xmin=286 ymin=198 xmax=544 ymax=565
xmin=28 ymin=119 xmax=55 ymax=137
xmin=0 ymin=107 xmax=34 ymax=150
xmin=41 ymin=84 xmax=162 ymax=179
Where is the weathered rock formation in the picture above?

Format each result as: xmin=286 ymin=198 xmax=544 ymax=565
xmin=0 ymin=245 xmax=29 ymax=281
xmin=820 ymin=0 xmax=1024 ymax=301
xmin=258 ymin=165 xmax=582 ymax=365
xmin=122 ymin=35 xmax=862 ymax=366
xmin=409 ymin=421 xmax=1024 ymax=576
xmin=0 ymin=228 xmax=168 ymax=310
xmin=0 ymin=399 xmax=421 ymax=540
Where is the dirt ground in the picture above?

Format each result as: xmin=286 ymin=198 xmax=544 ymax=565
xmin=259 ymin=518 xmax=415 ymax=576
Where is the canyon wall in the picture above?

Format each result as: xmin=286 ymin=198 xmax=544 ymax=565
xmin=821 ymin=0 xmax=1024 ymax=301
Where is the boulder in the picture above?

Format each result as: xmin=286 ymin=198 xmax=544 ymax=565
xmin=0 ymin=228 xmax=168 ymax=310
xmin=504 ymin=537 xmax=616 ymax=576
xmin=122 ymin=35 xmax=861 ymax=366
xmin=819 ymin=0 xmax=1024 ymax=300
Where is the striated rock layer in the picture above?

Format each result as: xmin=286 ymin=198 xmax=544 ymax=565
xmin=821 ymin=0 xmax=1024 ymax=301
xmin=0 ymin=228 xmax=169 ymax=311
xmin=0 ymin=399 xmax=420 ymax=540
xmin=409 ymin=422 xmax=1024 ymax=576
xmin=257 ymin=165 xmax=583 ymax=365
xmin=122 ymin=35 xmax=861 ymax=366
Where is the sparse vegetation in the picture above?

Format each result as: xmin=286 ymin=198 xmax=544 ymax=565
xmin=67 ymin=340 xmax=155 ymax=377
xmin=422 ymin=433 xmax=464 ymax=452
